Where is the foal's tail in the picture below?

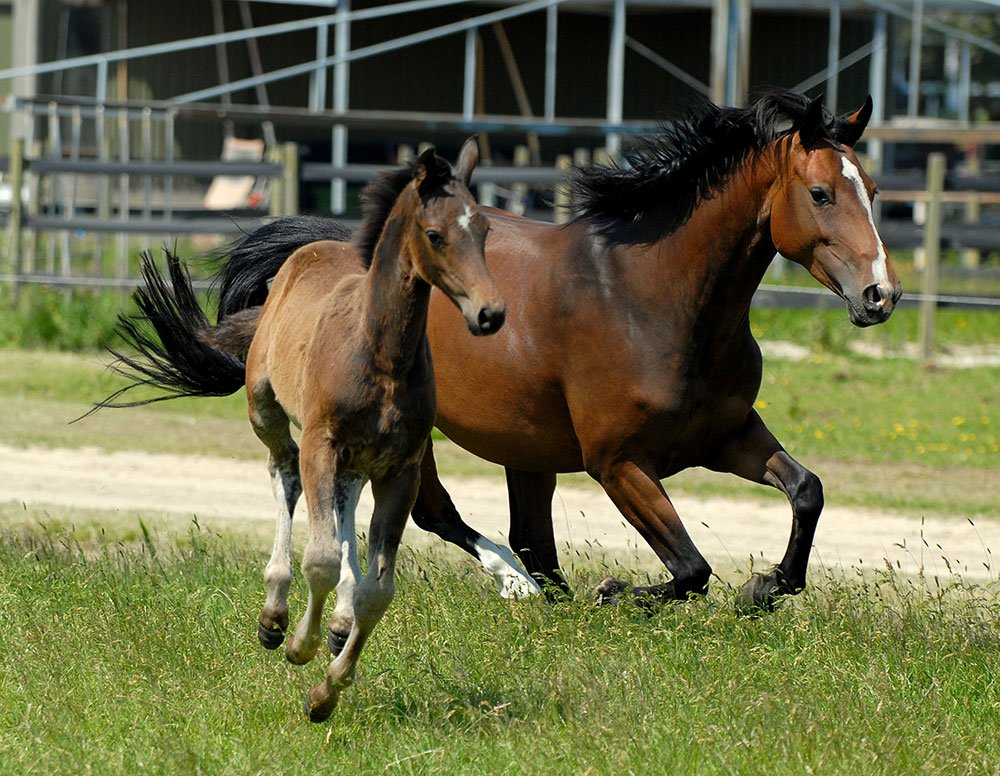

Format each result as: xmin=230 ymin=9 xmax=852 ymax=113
xmin=216 ymin=215 xmax=351 ymax=319
xmin=91 ymin=215 xmax=352 ymax=414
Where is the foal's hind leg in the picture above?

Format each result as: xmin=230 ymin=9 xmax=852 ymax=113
xmin=305 ymin=464 xmax=418 ymax=723
xmin=411 ymin=439 xmax=540 ymax=599
xmin=248 ymin=380 xmax=302 ymax=648
xmin=706 ymin=410 xmax=824 ymax=612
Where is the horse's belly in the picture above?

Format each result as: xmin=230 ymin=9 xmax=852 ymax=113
xmin=434 ymin=395 xmax=584 ymax=473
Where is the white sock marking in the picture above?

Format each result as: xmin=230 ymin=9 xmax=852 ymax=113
xmin=473 ymin=536 xmax=543 ymax=599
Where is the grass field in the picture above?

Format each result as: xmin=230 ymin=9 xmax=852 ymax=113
xmin=0 ymin=343 xmax=996 ymax=520
xmin=1 ymin=289 xmax=999 ymax=773
xmin=1 ymin=523 xmax=997 ymax=775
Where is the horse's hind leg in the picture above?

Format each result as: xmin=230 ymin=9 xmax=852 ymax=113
xmin=706 ymin=410 xmax=824 ymax=612
xmin=305 ymin=464 xmax=417 ymax=723
xmin=411 ymin=439 xmax=540 ymax=599
xmin=506 ymin=469 xmax=570 ymax=598
xmin=248 ymin=380 xmax=302 ymax=648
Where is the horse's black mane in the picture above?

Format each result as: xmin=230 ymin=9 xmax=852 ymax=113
xmin=571 ymin=91 xmax=852 ymax=245
xmin=354 ymin=153 xmax=452 ymax=267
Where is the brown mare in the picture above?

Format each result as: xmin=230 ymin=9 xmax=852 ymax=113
xmin=199 ymin=92 xmax=900 ymax=613
xmin=101 ymin=139 xmax=506 ymax=721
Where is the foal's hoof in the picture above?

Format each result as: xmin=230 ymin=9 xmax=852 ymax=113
xmin=304 ymin=689 xmax=337 ymax=724
xmin=593 ymin=576 xmax=630 ymax=606
xmin=327 ymin=628 xmax=349 ymax=657
xmin=257 ymin=620 xmax=286 ymax=650
xmin=737 ymin=570 xmax=790 ymax=616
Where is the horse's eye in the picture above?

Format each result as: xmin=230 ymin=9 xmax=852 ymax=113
xmin=426 ymin=230 xmax=445 ymax=249
xmin=810 ymin=187 xmax=832 ymax=206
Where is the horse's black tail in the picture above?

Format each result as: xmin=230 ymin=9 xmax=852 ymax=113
xmin=216 ymin=215 xmax=352 ymax=319
xmin=88 ymin=249 xmax=249 ymax=415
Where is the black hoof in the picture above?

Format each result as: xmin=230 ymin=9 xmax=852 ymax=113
xmin=593 ymin=576 xmax=630 ymax=606
xmin=737 ymin=569 xmax=791 ymax=616
xmin=327 ymin=628 xmax=349 ymax=657
xmin=257 ymin=621 xmax=285 ymax=650
xmin=304 ymin=697 xmax=333 ymax=724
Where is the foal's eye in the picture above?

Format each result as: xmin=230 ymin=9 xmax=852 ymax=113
xmin=426 ymin=230 xmax=445 ymax=249
xmin=810 ymin=187 xmax=832 ymax=206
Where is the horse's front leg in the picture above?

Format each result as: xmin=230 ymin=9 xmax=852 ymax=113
xmin=592 ymin=459 xmax=712 ymax=606
xmin=706 ymin=410 xmax=824 ymax=612
xmin=305 ymin=463 xmax=418 ymax=723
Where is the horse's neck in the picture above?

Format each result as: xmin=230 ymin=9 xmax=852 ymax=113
xmin=362 ymin=216 xmax=432 ymax=375
xmin=640 ymin=152 xmax=779 ymax=338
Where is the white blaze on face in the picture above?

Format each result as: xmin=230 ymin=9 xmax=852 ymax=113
xmin=840 ymin=156 xmax=890 ymax=289
xmin=457 ymin=204 xmax=473 ymax=234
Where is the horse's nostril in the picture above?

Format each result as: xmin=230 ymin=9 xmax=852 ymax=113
xmin=478 ymin=306 xmax=505 ymax=333
xmin=863 ymin=284 xmax=884 ymax=309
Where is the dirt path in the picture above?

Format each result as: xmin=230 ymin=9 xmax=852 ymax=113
xmin=1 ymin=442 xmax=996 ymax=583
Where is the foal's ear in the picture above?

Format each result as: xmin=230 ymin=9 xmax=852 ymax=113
xmin=837 ymin=95 xmax=874 ymax=147
xmin=796 ymin=95 xmax=827 ymax=150
xmin=413 ymin=147 xmax=438 ymax=185
xmin=455 ymin=136 xmax=480 ymax=188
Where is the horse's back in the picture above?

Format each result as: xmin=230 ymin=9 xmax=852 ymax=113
xmin=248 ymin=240 xmax=366 ymax=422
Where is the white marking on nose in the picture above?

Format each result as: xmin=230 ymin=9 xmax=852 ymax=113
xmin=840 ymin=156 xmax=890 ymax=290
xmin=457 ymin=205 xmax=473 ymax=233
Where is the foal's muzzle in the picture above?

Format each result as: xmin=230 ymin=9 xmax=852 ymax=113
xmin=470 ymin=303 xmax=506 ymax=336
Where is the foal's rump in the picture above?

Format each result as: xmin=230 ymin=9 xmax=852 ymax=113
xmin=94 ymin=216 xmax=356 ymax=411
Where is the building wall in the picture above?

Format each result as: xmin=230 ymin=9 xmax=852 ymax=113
xmin=18 ymin=2 xmax=878 ymax=162
xmin=0 ymin=4 xmax=11 ymax=153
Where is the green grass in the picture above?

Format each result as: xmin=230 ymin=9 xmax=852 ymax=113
xmin=0 ymin=348 xmax=997 ymax=519
xmin=1 ymin=521 xmax=997 ymax=775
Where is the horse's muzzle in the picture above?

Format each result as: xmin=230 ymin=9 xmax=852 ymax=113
xmin=850 ymin=281 xmax=901 ymax=327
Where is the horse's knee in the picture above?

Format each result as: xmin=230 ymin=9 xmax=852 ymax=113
xmin=790 ymin=469 xmax=824 ymax=521
xmin=301 ymin=546 xmax=341 ymax=592
xmin=354 ymin=576 xmax=395 ymax=626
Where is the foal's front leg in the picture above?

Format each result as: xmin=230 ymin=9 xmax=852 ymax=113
xmin=305 ymin=464 xmax=418 ymax=723
xmin=706 ymin=410 xmax=824 ymax=612
xmin=285 ymin=430 xmax=350 ymax=666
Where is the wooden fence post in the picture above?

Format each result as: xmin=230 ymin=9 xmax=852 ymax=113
xmin=282 ymin=141 xmax=299 ymax=217
xmin=4 ymin=137 xmax=25 ymax=288
xmin=919 ymin=152 xmax=945 ymax=361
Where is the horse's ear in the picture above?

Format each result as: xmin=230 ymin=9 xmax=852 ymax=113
xmin=797 ymin=95 xmax=827 ymax=149
xmin=455 ymin=136 xmax=479 ymax=188
xmin=412 ymin=147 xmax=438 ymax=186
xmin=838 ymin=95 xmax=873 ymax=147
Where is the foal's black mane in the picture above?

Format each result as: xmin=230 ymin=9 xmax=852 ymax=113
xmin=354 ymin=153 xmax=453 ymax=268
xmin=571 ymin=91 xmax=851 ymax=245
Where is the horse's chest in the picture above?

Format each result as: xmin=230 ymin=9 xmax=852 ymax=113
xmin=328 ymin=375 xmax=435 ymax=474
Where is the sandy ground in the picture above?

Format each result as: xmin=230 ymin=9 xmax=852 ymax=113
xmin=1 ymin=442 xmax=996 ymax=585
